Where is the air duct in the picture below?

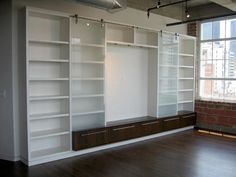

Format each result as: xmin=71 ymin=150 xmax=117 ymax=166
xmin=70 ymin=0 xmax=127 ymax=12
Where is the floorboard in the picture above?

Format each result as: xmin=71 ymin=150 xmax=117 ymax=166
xmin=0 ymin=130 xmax=235 ymax=177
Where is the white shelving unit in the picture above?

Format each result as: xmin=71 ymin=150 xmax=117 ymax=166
xmin=178 ymin=36 xmax=195 ymax=113
xmin=157 ymin=32 xmax=195 ymax=117
xmin=26 ymin=8 xmax=71 ymax=162
xmin=71 ymin=18 xmax=105 ymax=131
xmin=23 ymin=7 xmax=196 ymax=166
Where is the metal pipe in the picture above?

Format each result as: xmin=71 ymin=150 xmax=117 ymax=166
xmin=166 ymin=12 xmax=236 ymax=26
xmin=147 ymin=0 xmax=191 ymax=18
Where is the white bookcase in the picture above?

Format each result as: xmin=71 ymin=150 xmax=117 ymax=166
xmin=24 ymin=7 xmax=196 ymax=165
xmin=157 ymin=32 xmax=195 ymax=117
xmin=26 ymin=8 xmax=71 ymax=161
xmin=178 ymin=36 xmax=195 ymax=112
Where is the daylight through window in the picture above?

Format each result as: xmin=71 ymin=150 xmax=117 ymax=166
xmin=200 ymin=18 xmax=236 ymax=102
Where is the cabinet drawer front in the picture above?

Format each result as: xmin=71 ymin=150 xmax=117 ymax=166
xmin=163 ymin=117 xmax=180 ymax=131
xmin=73 ymin=129 xmax=108 ymax=150
xmin=180 ymin=114 xmax=196 ymax=127
xmin=110 ymin=125 xmax=137 ymax=142
xmin=138 ymin=121 xmax=162 ymax=136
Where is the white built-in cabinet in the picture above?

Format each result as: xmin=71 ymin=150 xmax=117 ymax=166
xmin=24 ymin=7 xmax=195 ymax=165
xmin=26 ymin=9 xmax=71 ymax=161
xmin=157 ymin=32 xmax=195 ymax=117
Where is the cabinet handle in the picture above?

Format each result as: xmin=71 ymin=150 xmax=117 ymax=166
xmin=113 ymin=125 xmax=135 ymax=131
xmin=164 ymin=118 xmax=179 ymax=122
xmin=142 ymin=121 xmax=160 ymax=126
xmin=81 ymin=130 xmax=106 ymax=137
xmin=182 ymin=115 xmax=195 ymax=119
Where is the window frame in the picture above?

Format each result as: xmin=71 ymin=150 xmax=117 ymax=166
xmin=198 ymin=16 xmax=236 ymax=102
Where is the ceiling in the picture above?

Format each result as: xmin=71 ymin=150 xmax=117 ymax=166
xmin=187 ymin=0 xmax=210 ymax=7
xmin=127 ymin=0 xmax=235 ymax=20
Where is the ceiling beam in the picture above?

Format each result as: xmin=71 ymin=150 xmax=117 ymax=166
xmin=166 ymin=11 xmax=236 ymax=26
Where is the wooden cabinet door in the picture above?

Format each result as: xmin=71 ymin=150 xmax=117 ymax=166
xmin=163 ymin=117 xmax=180 ymax=131
xmin=180 ymin=113 xmax=196 ymax=127
xmin=73 ymin=128 xmax=109 ymax=150
xmin=138 ymin=120 xmax=163 ymax=137
xmin=110 ymin=124 xmax=138 ymax=143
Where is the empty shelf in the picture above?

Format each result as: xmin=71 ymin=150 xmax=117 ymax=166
xmin=71 ymin=61 xmax=104 ymax=64
xmin=29 ymin=39 xmax=69 ymax=45
xmin=72 ymin=94 xmax=104 ymax=98
xmin=72 ymin=78 xmax=104 ymax=81
xmin=29 ymin=59 xmax=69 ymax=63
xmin=29 ymin=95 xmax=69 ymax=101
xmin=107 ymin=40 xmax=158 ymax=49
xmin=29 ymin=113 xmax=69 ymax=120
xmin=72 ymin=43 xmax=105 ymax=48
xmin=29 ymin=78 xmax=69 ymax=81
xmin=31 ymin=147 xmax=70 ymax=160
xmin=30 ymin=129 xmax=70 ymax=140
xmin=72 ymin=110 xmax=104 ymax=116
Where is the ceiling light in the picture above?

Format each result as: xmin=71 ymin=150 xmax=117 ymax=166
xmin=86 ymin=23 xmax=90 ymax=26
xmin=186 ymin=10 xmax=190 ymax=18
xmin=185 ymin=0 xmax=190 ymax=18
xmin=157 ymin=0 xmax=161 ymax=8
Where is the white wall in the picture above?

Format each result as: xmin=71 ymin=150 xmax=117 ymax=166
xmin=106 ymin=46 xmax=149 ymax=122
xmin=0 ymin=0 xmax=16 ymax=161
xmin=7 ymin=0 xmax=187 ymax=161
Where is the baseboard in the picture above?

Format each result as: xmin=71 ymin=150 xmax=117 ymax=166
xmin=26 ymin=126 xmax=193 ymax=166
xmin=0 ymin=153 xmax=20 ymax=162
xmin=194 ymin=126 xmax=236 ymax=136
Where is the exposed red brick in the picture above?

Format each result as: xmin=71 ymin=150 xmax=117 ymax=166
xmin=215 ymin=104 xmax=224 ymax=110
xmin=195 ymin=100 xmax=236 ymax=130
xmin=207 ymin=103 xmax=216 ymax=109
xmin=187 ymin=22 xmax=198 ymax=37
xmin=232 ymin=105 xmax=236 ymax=110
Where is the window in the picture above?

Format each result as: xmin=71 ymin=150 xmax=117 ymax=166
xmin=200 ymin=18 xmax=236 ymax=102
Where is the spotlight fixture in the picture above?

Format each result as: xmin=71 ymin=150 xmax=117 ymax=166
xmin=185 ymin=0 xmax=190 ymax=18
xmin=157 ymin=0 xmax=161 ymax=8
xmin=185 ymin=9 xmax=190 ymax=18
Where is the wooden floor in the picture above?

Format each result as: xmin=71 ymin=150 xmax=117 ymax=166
xmin=0 ymin=130 xmax=236 ymax=177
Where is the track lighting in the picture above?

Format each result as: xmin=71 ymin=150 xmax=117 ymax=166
xmin=147 ymin=0 xmax=191 ymax=19
xmin=185 ymin=0 xmax=190 ymax=18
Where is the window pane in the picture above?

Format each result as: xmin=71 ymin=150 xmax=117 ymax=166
xmin=200 ymin=19 xmax=236 ymax=102
xmin=212 ymin=80 xmax=224 ymax=100
xmin=201 ymin=22 xmax=212 ymax=40
xmin=200 ymin=60 xmax=213 ymax=77
xmin=212 ymin=60 xmax=224 ymax=78
xmin=226 ymin=19 xmax=236 ymax=38
xmin=200 ymin=80 xmax=212 ymax=98
xmin=225 ymin=59 xmax=236 ymax=78
xmin=213 ymin=41 xmax=225 ymax=59
xmin=201 ymin=42 xmax=212 ymax=60
xmin=212 ymin=20 xmax=225 ymax=39
xmin=226 ymin=40 xmax=236 ymax=59
xmin=224 ymin=81 xmax=236 ymax=101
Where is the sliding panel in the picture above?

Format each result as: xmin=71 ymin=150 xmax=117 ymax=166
xmin=71 ymin=18 xmax=105 ymax=131
xmin=157 ymin=32 xmax=179 ymax=117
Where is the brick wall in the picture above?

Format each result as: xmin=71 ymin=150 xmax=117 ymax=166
xmin=195 ymin=100 xmax=236 ymax=134
xmin=187 ymin=22 xmax=198 ymax=37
